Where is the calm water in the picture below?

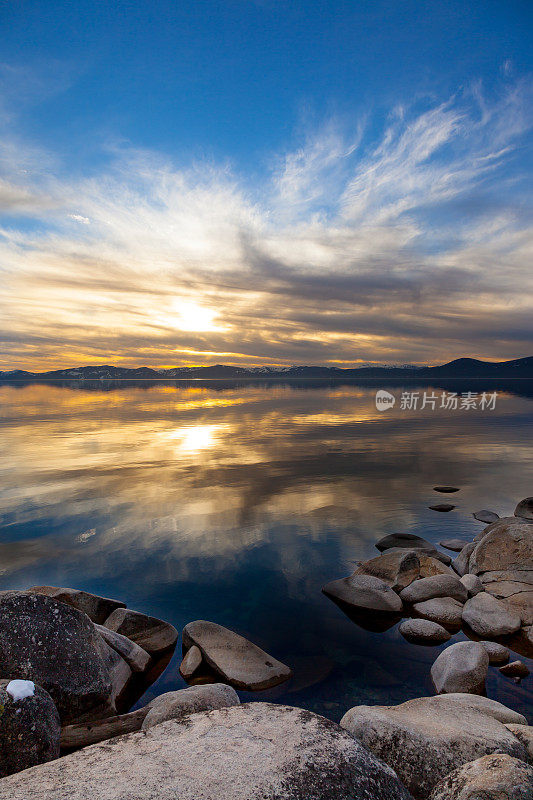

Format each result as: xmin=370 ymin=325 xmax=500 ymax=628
xmin=1 ymin=379 xmax=532 ymax=722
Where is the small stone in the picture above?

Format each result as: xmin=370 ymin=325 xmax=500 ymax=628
xmin=431 ymin=641 xmax=489 ymax=695
xmin=462 ymin=592 xmax=522 ymax=638
xmin=179 ymin=644 xmax=203 ymax=679
xmin=429 ymin=753 xmax=533 ymax=800
xmin=429 ymin=504 xmax=455 ymax=512
xmin=434 ymin=486 xmax=460 ymax=493
xmin=460 ymin=574 xmax=483 ymax=597
xmin=95 ymin=624 xmax=151 ymax=673
xmin=480 ymin=641 xmax=509 ymax=665
xmin=413 ymin=597 xmax=464 ymax=629
xmin=499 ymin=660 xmax=530 ymax=679
xmin=514 ymin=497 xmax=533 ymax=521
xmin=104 ymin=608 xmax=178 ymax=657
xmin=142 ymin=684 xmax=240 ymax=730
xmin=440 ymin=538 xmax=468 ymax=551
xmin=473 ymin=510 xmax=500 ymax=524
xmin=399 ymin=618 xmax=451 ymax=645
xmin=400 ymin=574 xmax=467 ymax=605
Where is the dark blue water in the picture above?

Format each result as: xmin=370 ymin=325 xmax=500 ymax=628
xmin=1 ymin=380 xmax=531 ymax=721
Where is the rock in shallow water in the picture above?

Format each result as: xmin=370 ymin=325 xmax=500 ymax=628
xmin=429 ymin=504 xmax=456 ymax=512
xmin=462 ymin=592 xmax=522 ymax=637
xmin=431 ymin=641 xmax=489 ymax=695
xmin=103 ymin=608 xmax=178 ymax=657
xmin=429 ymin=753 xmax=533 ymax=800
xmin=480 ymin=640 xmax=510 ymax=664
xmin=398 ymin=618 xmax=451 ymax=645
xmin=95 ymin=625 xmax=151 ymax=673
xmin=1 ymin=703 xmax=414 ymax=800
xmin=340 ymin=693 xmax=529 ymax=799
xmin=323 ymin=572 xmax=403 ymax=616
xmin=179 ymin=643 xmax=203 ymax=679
xmin=400 ymin=574 xmax=467 ymax=604
xmin=354 ymin=550 xmax=420 ymax=591
xmin=473 ymin=510 xmax=500 ymax=524
xmin=499 ymin=660 xmax=530 ymax=678
xmin=375 ymin=534 xmax=452 ymax=564
xmin=182 ymin=620 xmax=292 ymax=690
xmin=412 ymin=597 xmax=464 ymax=629
xmin=434 ymin=486 xmax=460 ymax=493
xmin=440 ymin=538 xmax=468 ymax=551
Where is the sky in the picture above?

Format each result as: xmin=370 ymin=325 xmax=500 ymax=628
xmin=0 ymin=0 xmax=532 ymax=370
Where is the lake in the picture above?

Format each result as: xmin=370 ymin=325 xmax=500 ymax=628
xmin=1 ymin=379 xmax=532 ymax=722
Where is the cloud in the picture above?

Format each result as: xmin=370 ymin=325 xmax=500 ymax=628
xmin=0 ymin=79 xmax=532 ymax=369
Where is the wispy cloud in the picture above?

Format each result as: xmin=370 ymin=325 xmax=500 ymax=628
xmin=0 ymin=79 xmax=532 ymax=369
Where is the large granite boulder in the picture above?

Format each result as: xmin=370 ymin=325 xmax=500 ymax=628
xmin=0 ymin=679 xmax=60 ymax=778
xmin=103 ymin=608 xmax=178 ymax=657
xmin=469 ymin=517 xmax=533 ymax=572
xmin=400 ymin=574 xmax=467 ymax=604
xmin=354 ymin=550 xmax=420 ymax=591
xmin=398 ymin=618 xmax=451 ymax=645
xmin=1 ymin=703 xmax=414 ymax=800
xmin=29 ymin=586 xmax=125 ymax=625
xmin=142 ymin=683 xmax=240 ymax=729
xmin=340 ymin=694 xmax=529 ymax=799
xmin=0 ymin=592 xmax=114 ymax=723
xmin=430 ymin=642 xmax=489 ymax=695
xmin=429 ymin=753 xmax=533 ymax=800
xmin=322 ymin=573 xmax=403 ymax=617
xmin=182 ymin=620 xmax=292 ymax=690
xmin=462 ymin=592 xmax=522 ymax=637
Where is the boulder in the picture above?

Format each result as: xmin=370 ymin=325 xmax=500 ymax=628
xmin=340 ymin=693 xmax=529 ymax=799
xmin=429 ymin=753 xmax=533 ymax=800
xmin=473 ymin=510 xmax=500 ymax=524
xmin=505 ymin=724 xmax=533 ymax=759
xmin=0 ymin=592 xmax=114 ymax=723
xmin=99 ymin=639 xmax=132 ymax=711
xmin=383 ymin=549 xmax=453 ymax=576
xmin=95 ymin=625 xmax=151 ymax=673
xmin=179 ymin=644 xmax=203 ymax=679
xmin=322 ymin=573 xmax=403 ymax=615
xmin=0 ymin=679 xmax=60 ymax=778
xmin=440 ymin=538 xmax=468 ymax=551
xmin=2 ymin=703 xmax=414 ymax=800
xmin=429 ymin=504 xmax=455 ymax=512
xmin=481 ymin=640 xmax=510 ymax=664
xmin=354 ymin=550 xmax=420 ymax=591
xmin=29 ymin=586 xmax=125 ymax=624
xmin=103 ymin=608 xmax=178 ymax=657
xmin=398 ymin=619 xmax=451 ymax=645
xmin=499 ymin=660 xmax=530 ymax=678
xmin=469 ymin=517 xmax=533 ymax=573
xmin=182 ymin=620 xmax=292 ymax=690
xmin=375 ymin=535 xmax=451 ymax=565
xmin=462 ymin=592 xmax=522 ymax=637
xmin=400 ymin=574 xmax=467 ymax=605
xmin=515 ymin=497 xmax=533 ymax=521
xmin=412 ymin=597 xmax=464 ymax=629
xmin=431 ymin=642 xmax=489 ymax=695
xmin=452 ymin=542 xmax=476 ymax=577
xmin=460 ymin=574 xmax=483 ymax=596
xmin=142 ymin=684 xmax=240 ymax=729
xmin=434 ymin=486 xmax=460 ymax=493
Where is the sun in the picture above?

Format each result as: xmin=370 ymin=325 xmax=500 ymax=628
xmin=171 ymin=300 xmax=222 ymax=333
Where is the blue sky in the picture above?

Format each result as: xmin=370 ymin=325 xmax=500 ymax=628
xmin=0 ymin=0 xmax=532 ymax=368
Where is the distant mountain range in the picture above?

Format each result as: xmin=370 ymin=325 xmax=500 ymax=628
xmin=1 ymin=356 xmax=533 ymax=381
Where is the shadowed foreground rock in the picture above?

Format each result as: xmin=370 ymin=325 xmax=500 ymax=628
xmin=0 ymin=680 xmax=60 ymax=778
xmin=0 ymin=703 xmax=414 ymax=800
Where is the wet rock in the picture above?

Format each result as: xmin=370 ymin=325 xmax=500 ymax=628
xmin=399 ymin=618 xmax=451 ymax=645
xmin=452 ymin=542 xmax=477 ymax=577
xmin=462 ymin=592 xmax=522 ymax=637
xmin=323 ymin=572 xmax=403 ymax=615
xmin=103 ymin=608 xmax=178 ymax=657
xmin=400 ymin=574 xmax=468 ymax=605
xmin=481 ymin=641 xmax=510 ymax=665
xmin=473 ymin=510 xmax=500 ymax=524
xmin=375 ymin=534 xmax=452 ymax=564
xmin=499 ymin=660 xmax=530 ymax=679
xmin=428 ymin=753 xmax=533 ymax=800
xmin=341 ymin=693 xmax=529 ymax=799
xmin=0 ymin=679 xmax=60 ymax=778
xmin=142 ymin=683 xmax=240 ymax=729
xmin=0 ymin=591 xmax=114 ymax=723
xmin=505 ymin=724 xmax=533 ymax=759
xmin=440 ymin=538 xmax=468 ymax=551
xmin=429 ymin=504 xmax=455 ymax=512
xmin=431 ymin=642 xmax=489 ymax=695
xmin=413 ymin=597 xmax=464 ymax=629
xmin=182 ymin=620 xmax=292 ymax=690
xmin=434 ymin=486 xmax=460 ymax=493
xmin=179 ymin=644 xmax=203 ymax=679
xmin=354 ymin=550 xmax=420 ymax=591
xmin=95 ymin=625 xmax=151 ymax=673
xmin=515 ymin=497 xmax=533 ymax=521
xmin=2 ymin=703 xmax=414 ymax=800
xmin=460 ymin=574 xmax=483 ymax=596
xmin=29 ymin=586 xmax=125 ymax=625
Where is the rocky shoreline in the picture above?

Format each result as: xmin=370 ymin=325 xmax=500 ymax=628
xmin=0 ymin=493 xmax=531 ymax=798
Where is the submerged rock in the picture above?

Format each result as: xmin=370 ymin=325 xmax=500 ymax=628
xmin=429 ymin=504 xmax=455 ymax=512
xmin=429 ymin=753 xmax=533 ymax=800
xmin=1 ymin=703 xmax=414 ymax=800
xmin=440 ymin=538 xmax=468 ymax=551
xmin=431 ymin=642 xmax=489 ymax=695
xmin=398 ymin=618 xmax=451 ymax=645
xmin=473 ymin=510 xmax=500 ymax=524
xmin=0 ymin=679 xmax=60 ymax=778
xmin=182 ymin=620 xmax=292 ymax=690
xmin=103 ymin=608 xmax=178 ymax=657
xmin=400 ymin=574 xmax=467 ymax=605
xmin=462 ymin=592 xmax=522 ymax=638
xmin=434 ymin=486 xmax=460 ymax=493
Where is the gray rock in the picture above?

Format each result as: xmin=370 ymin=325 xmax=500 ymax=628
xmin=452 ymin=542 xmax=476 ymax=577
xmin=429 ymin=504 xmax=455 ymax=512
xmin=399 ymin=619 xmax=451 ymax=645
xmin=95 ymin=624 xmax=151 ymax=673
xmin=515 ymin=497 xmax=533 ymax=521
xmin=340 ymin=693 xmax=529 ymax=799
xmin=182 ymin=620 xmax=292 ymax=690
xmin=431 ymin=642 xmax=489 ymax=695
xmin=473 ymin=510 xmax=500 ymax=524
xmin=375 ymin=535 xmax=452 ymax=565
xmin=440 ymin=538 xmax=468 ymax=551
xmin=1 ymin=703 xmax=414 ymax=800
xmin=179 ymin=644 xmax=203 ymax=679
xmin=505 ymin=724 xmax=533 ymax=759
xmin=354 ymin=550 xmax=420 ymax=591
xmin=434 ymin=486 xmax=460 ymax=493
xmin=469 ymin=517 xmax=533 ymax=574
xmin=142 ymin=683 xmax=240 ymax=729
xmin=462 ymin=592 xmax=522 ymax=637
xmin=400 ymin=574 xmax=468 ymax=604
xmin=429 ymin=753 xmax=533 ymax=800
xmin=413 ymin=597 xmax=464 ymax=629
xmin=428 ymin=693 xmax=527 ymax=725
xmin=499 ymin=660 xmax=530 ymax=678
xmin=0 ymin=679 xmax=60 ymax=778
xmin=29 ymin=586 xmax=125 ymax=624
xmin=322 ymin=573 xmax=403 ymax=615
xmin=104 ymin=608 xmax=178 ymax=657
xmin=0 ymin=592 xmax=114 ymax=723
xmin=481 ymin=640 xmax=510 ymax=664
xmin=460 ymin=574 xmax=483 ymax=596
xmin=99 ymin=639 xmax=132 ymax=711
